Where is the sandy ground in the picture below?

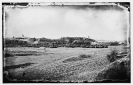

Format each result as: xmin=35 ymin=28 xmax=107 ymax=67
xmin=4 ymin=46 xmax=127 ymax=82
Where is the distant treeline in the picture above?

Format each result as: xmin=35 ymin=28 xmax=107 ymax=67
xmin=4 ymin=37 xmax=125 ymax=48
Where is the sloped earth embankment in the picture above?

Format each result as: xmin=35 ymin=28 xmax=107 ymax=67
xmin=94 ymin=53 xmax=130 ymax=82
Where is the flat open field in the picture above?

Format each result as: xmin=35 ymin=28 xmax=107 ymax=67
xmin=4 ymin=46 xmax=127 ymax=82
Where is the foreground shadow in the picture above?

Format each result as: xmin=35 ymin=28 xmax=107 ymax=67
xmin=4 ymin=63 xmax=35 ymax=71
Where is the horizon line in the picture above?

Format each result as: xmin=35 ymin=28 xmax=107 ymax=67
xmin=4 ymin=36 xmax=125 ymax=42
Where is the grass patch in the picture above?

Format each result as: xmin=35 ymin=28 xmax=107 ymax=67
xmin=63 ymin=54 xmax=91 ymax=63
xmin=63 ymin=57 xmax=82 ymax=63
xmin=78 ymin=54 xmax=91 ymax=58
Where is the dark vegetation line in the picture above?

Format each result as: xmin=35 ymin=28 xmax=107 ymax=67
xmin=4 ymin=63 xmax=35 ymax=71
xmin=63 ymin=54 xmax=91 ymax=63
xmin=4 ymin=36 xmax=124 ymax=48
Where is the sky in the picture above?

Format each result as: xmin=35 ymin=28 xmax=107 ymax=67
xmin=4 ymin=3 xmax=129 ymax=41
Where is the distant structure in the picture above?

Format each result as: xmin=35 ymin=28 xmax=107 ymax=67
xmin=22 ymin=34 xmax=24 ymax=37
xmin=14 ymin=34 xmax=29 ymax=41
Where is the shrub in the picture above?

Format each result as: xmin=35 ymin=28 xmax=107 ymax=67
xmin=63 ymin=54 xmax=91 ymax=63
xmin=107 ymin=50 xmax=118 ymax=63
xmin=78 ymin=54 xmax=91 ymax=58
xmin=62 ymin=57 xmax=81 ymax=63
xmin=4 ymin=52 xmax=14 ymax=57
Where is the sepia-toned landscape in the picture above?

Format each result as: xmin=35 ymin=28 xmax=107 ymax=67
xmin=3 ymin=2 xmax=130 ymax=83
xmin=3 ymin=37 xmax=130 ymax=82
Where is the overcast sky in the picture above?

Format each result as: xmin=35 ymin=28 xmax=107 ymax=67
xmin=4 ymin=4 xmax=129 ymax=41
